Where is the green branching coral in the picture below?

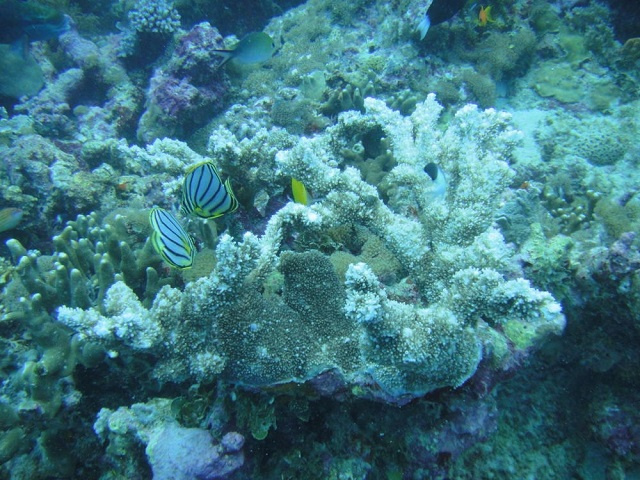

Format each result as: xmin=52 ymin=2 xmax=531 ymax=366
xmin=55 ymin=96 xmax=565 ymax=402
xmin=0 ymin=209 xmax=169 ymax=423
xmin=4 ymin=211 xmax=161 ymax=316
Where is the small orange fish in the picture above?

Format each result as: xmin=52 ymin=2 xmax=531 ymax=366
xmin=478 ymin=6 xmax=495 ymax=27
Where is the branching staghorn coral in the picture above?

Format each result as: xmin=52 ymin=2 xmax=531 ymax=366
xmin=56 ymin=96 xmax=565 ymax=403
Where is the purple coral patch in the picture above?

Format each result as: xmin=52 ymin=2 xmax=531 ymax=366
xmin=137 ymin=22 xmax=229 ymax=141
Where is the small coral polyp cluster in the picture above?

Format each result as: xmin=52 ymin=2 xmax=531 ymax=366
xmin=128 ymin=0 xmax=181 ymax=35
xmin=56 ymin=95 xmax=565 ymax=402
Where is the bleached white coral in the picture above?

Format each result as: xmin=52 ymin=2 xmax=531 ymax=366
xmin=56 ymin=97 xmax=565 ymax=400
xmin=95 ymin=137 xmax=203 ymax=176
xmin=57 ymin=281 xmax=165 ymax=350
xmin=344 ymin=263 xmax=386 ymax=324
xmin=443 ymin=267 xmax=565 ymax=341
xmin=139 ymin=137 xmax=205 ymax=174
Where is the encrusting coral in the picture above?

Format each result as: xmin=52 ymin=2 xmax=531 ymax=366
xmin=56 ymin=95 xmax=565 ymax=404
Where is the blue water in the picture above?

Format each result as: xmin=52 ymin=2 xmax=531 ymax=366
xmin=0 ymin=0 xmax=639 ymax=478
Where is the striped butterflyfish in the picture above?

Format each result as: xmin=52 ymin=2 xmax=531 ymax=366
xmin=149 ymin=207 xmax=195 ymax=269
xmin=181 ymin=161 xmax=239 ymax=219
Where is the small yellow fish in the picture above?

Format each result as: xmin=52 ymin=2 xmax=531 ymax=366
xmin=477 ymin=6 xmax=495 ymax=27
xmin=214 ymin=32 xmax=276 ymax=66
xmin=0 ymin=208 xmax=23 ymax=233
xmin=291 ymin=178 xmax=309 ymax=205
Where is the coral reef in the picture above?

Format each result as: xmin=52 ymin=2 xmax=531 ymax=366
xmin=0 ymin=0 xmax=639 ymax=477
xmin=590 ymin=387 xmax=640 ymax=462
xmin=56 ymin=96 xmax=565 ymax=403
xmin=467 ymin=27 xmax=537 ymax=82
xmin=128 ymin=0 xmax=181 ymax=35
xmin=15 ymin=27 xmax=141 ymax=141
xmin=0 ymin=128 xmax=199 ymax=246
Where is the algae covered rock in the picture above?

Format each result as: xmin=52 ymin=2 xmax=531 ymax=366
xmin=0 ymin=46 xmax=43 ymax=98
xmin=532 ymin=62 xmax=584 ymax=103
xmin=95 ymin=398 xmax=244 ymax=480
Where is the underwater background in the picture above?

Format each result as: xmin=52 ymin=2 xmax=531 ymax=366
xmin=0 ymin=0 xmax=639 ymax=478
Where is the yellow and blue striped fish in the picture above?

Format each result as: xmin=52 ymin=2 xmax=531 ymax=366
xmin=149 ymin=207 xmax=195 ymax=269
xmin=181 ymin=161 xmax=238 ymax=219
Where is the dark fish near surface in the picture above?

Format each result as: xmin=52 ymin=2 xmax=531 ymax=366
xmin=417 ymin=0 xmax=467 ymax=39
xmin=427 ymin=0 xmax=467 ymax=26
xmin=0 ymin=0 xmax=69 ymax=45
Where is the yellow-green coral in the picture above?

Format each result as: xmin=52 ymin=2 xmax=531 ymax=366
xmin=594 ymin=195 xmax=640 ymax=239
xmin=532 ymin=62 xmax=584 ymax=103
xmin=521 ymin=223 xmax=574 ymax=300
